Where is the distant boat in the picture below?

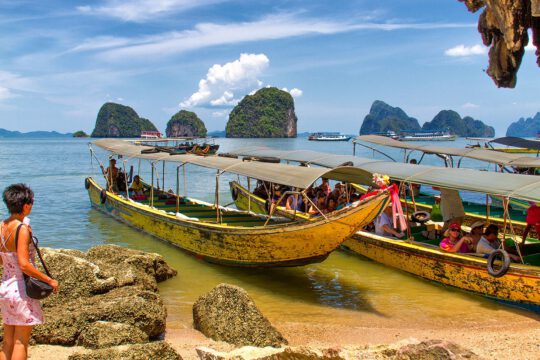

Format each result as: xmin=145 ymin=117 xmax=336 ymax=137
xmin=308 ymin=132 xmax=352 ymax=141
xmin=399 ymin=130 xmax=457 ymax=141
xmin=366 ymin=130 xmax=399 ymax=140
xmin=140 ymin=131 xmax=162 ymax=139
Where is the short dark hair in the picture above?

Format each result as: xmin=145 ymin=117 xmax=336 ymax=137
xmin=3 ymin=183 xmax=34 ymax=214
xmin=485 ymin=224 xmax=499 ymax=236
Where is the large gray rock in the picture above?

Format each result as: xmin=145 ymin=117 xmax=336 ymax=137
xmin=77 ymin=321 xmax=149 ymax=349
xmin=33 ymin=287 xmax=166 ymax=345
xmin=193 ymin=284 xmax=287 ymax=348
xmin=40 ymin=245 xmax=176 ymax=308
xmin=68 ymin=341 xmax=182 ymax=360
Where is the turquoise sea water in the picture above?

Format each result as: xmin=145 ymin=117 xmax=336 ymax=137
xmin=0 ymin=137 xmax=537 ymax=330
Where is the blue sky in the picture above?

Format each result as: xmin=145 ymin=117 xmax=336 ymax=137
xmin=0 ymin=0 xmax=538 ymax=135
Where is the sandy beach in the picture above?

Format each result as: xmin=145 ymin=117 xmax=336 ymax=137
xmin=28 ymin=308 xmax=540 ymax=359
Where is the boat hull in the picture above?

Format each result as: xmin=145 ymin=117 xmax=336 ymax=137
xmin=86 ymin=177 xmax=389 ymax=267
xmin=344 ymin=232 xmax=540 ymax=310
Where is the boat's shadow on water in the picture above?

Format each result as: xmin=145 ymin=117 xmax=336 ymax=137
xmin=86 ymin=209 xmax=386 ymax=316
xmin=214 ymin=264 xmax=386 ymax=317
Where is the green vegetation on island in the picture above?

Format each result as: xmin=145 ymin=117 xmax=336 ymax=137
xmin=506 ymin=112 xmax=540 ymax=137
xmin=91 ymin=102 xmax=158 ymax=138
xmin=165 ymin=110 xmax=207 ymax=137
xmin=73 ymin=130 xmax=89 ymax=138
xmin=226 ymin=87 xmax=297 ymax=138
xmin=359 ymin=100 xmax=420 ymax=135
xmin=422 ymin=110 xmax=495 ymax=137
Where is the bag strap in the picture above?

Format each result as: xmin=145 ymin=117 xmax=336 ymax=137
xmin=15 ymin=224 xmax=52 ymax=277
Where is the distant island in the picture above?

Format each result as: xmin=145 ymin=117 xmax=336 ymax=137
xmin=506 ymin=112 xmax=540 ymax=137
xmin=359 ymin=101 xmax=420 ymax=135
xmin=226 ymin=87 xmax=297 ymax=138
xmin=166 ymin=110 xmax=207 ymax=137
xmin=73 ymin=130 xmax=89 ymax=138
xmin=91 ymin=102 xmax=158 ymax=138
xmin=0 ymin=128 xmax=71 ymax=138
xmin=359 ymin=100 xmax=495 ymax=137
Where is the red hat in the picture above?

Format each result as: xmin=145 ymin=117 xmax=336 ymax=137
xmin=449 ymin=223 xmax=461 ymax=230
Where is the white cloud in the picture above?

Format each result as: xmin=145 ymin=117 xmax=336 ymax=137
xmin=212 ymin=110 xmax=229 ymax=118
xmin=281 ymin=87 xmax=303 ymax=97
xmin=290 ymin=88 xmax=303 ymax=97
xmin=525 ymin=42 xmax=536 ymax=52
xmin=445 ymin=44 xmax=486 ymax=57
xmin=0 ymin=86 xmax=11 ymax=100
xmin=462 ymin=102 xmax=479 ymax=109
xmin=77 ymin=0 xmax=222 ymax=22
xmin=83 ymin=14 xmax=474 ymax=62
xmin=180 ymin=53 xmax=269 ymax=108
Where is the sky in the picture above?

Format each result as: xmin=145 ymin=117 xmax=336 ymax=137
xmin=0 ymin=0 xmax=539 ymax=136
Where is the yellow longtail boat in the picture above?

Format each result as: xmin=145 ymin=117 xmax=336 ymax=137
xmin=86 ymin=139 xmax=389 ymax=267
xmin=224 ymin=146 xmax=540 ymax=310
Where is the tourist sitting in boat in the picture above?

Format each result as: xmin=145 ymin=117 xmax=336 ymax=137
xmin=285 ymin=191 xmax=303 ymax=211
xmin=117 ymin=170 xmax=128 ymax=193
xmin=253 ymin=180 xmax=269 ymax=199
xmin=433 ymin=187 xmax=465 ymax=233
xmin=460 ymin=221 xmax=484 ymax=250
xmin=522 ymin=202 xmax=540 ymax=242
xmin=477 ymin=224 xmax=521 ymax=261
xmin=323 ymin=197 xmax=337 ymax=214
xmin=439 ymin=223 xmax=471 ymax=253
xmin=129 ymin=175 xmax=145 ymax=196
xmin=308 ymin=191 xmax=327 ymax=215
xmin=320 ymin=178 xmax=331 ymax=196
xmin=374 ymin=203 xmax=405 ymax=239
xmin=101 ymin=158 xmax=119 ymax=193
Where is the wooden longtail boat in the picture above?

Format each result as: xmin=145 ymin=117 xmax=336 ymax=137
xmin=86 ymin=139 xmax=389 ymax=267
xmin=224 ymin=146 xmax=540 ymax=309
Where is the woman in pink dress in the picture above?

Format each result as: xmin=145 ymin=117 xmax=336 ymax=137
xmin=0 ymin=184 xmax=58 ymax=360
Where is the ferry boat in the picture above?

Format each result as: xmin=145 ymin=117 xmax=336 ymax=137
xmin=399 ymin=130 xmax=457 ymax=141
xmin=140 ymin=130 xmax=162 ymax=139
xmin=308 ymin=132 xmax=352 ymax=141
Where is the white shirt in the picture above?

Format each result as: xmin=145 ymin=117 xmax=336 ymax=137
xmin=375 ymin=212 xmax=393 ymax=236
xmin=439 ymin=189 xmax=465 ymax=221
xmin=476 ymin=236 xmax=500 ymax=255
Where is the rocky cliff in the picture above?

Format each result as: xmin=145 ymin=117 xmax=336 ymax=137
xmin=458 ymin=0 xmax=540 ymax=88
xmin=359 ymin=100 xmax=421 ymax=135
xmin=166 ymin=110 xmax=207 ymax=137
xmin=506 ymin=112 xmax=540 ymax=136
xmin=423 ymin=110 xmax=495 ymax=137
xmin=91 ymin=103 xmax=158 ymax=138
xmin=226 ymin=87 xmax=297 ymax=138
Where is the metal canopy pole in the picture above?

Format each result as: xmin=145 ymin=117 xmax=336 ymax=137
xmin=215 ymin=170 xmax=222 ymax=223
xmin=150 ymin=162 xmax=155 ymax=208
xmin=247 ymin=177 xmax=251 ymax=213
xmin=162 ymin=161 xmax=166 ymax=190
xmin=122 ymin=160 xmax=130 ymax=200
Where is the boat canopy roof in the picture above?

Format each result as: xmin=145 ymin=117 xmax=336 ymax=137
xmin=354 ymin=135 xmax=540 ymax=167
xmin=226 ymin=146 xmax=540 ymax=202
xmin=91 ymin=139 xmax=374 ymax=189
xmin=490 ymin=137 xmax=540 ymax=151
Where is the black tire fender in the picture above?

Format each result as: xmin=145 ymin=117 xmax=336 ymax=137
xmin=231 ymin=186 xmax=238 ymax=201
xmin=84 ymin=178 xmax=91 ymax=190
xmin=411 ymin=211 xmax=431 ymax=224
xmin=487 ymin=249 xmax=511 ymax=278
xmin=100 ymin=190 xmax=107 ymax=204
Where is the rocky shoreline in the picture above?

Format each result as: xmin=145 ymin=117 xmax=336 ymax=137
xmin=2 ymin=245 xmax=534 ymax=359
